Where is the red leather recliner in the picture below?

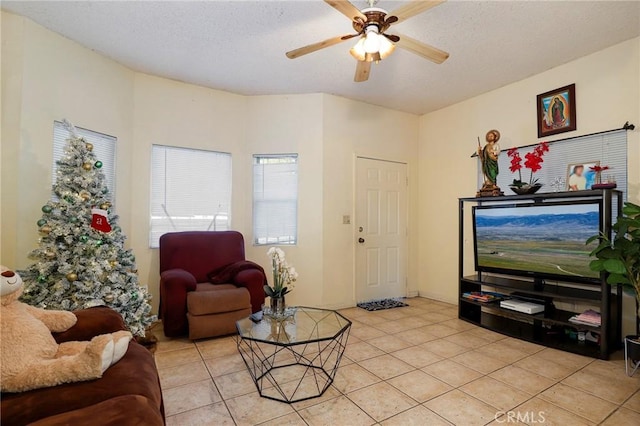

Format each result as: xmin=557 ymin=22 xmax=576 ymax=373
xmin=159 ymin=231 xmax=266 ymax=339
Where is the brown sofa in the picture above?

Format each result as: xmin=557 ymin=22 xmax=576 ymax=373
xmin=1 ymin=307 xmax=164 ymax=426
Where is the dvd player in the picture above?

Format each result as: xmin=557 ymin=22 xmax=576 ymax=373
xmin=500 ymin=299 xmax=545 ymax=314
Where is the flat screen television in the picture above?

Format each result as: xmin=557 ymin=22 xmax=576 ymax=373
xmin=472 ymin=201 xmax=602 ymax=284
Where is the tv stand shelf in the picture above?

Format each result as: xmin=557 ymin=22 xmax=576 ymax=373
xmin=458 ymin=190 xmax=623 ymax=359
xmin=462 ymin=274 xmax=602 ymax=302
xmin=460 ymin=296 xmax=602 ymax=331
xmin=476 ymin=312 xmax=603 ymax=359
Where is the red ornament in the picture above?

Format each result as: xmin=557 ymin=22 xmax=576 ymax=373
xmin=91 ymin=208 xmax=112 ymax=233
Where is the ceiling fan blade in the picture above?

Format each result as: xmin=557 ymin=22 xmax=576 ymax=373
xmin=385 ymin=16 xmax=399 ymax=25
xmin=395 ymin=33 xmax=449 ymax=64
xmin=324 ymin=0 xmax=367 ymax=22
xmin=286 ymin=34 xmax=357 ymax=59
xmin=380 ymin=15 xmax=398 ymax=32
xmin=389 ymin=0 xmax=446 ymax=24
xmin=383 ymin=33 xmax=400 ymax=43
xmin=354 ymin=60 xmax=371 ymax=82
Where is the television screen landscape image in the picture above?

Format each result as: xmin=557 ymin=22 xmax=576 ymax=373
xmin=473 ymin=202 xmax=601 ymax=282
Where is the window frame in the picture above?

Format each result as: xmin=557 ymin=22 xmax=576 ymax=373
xmin=252 ymin=153 xmax=299 ymax=246
xmin=149 ymin=144 xmax=233 ymax=248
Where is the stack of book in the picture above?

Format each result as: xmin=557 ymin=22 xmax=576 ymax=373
xmin=462 ymin=292 xmax=505 ymax=303
xmin=569 ymin=309 xmax=601 ymax=327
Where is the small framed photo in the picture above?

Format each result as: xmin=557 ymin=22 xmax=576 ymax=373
xmin=567 ymin=161 xmax=599 ymax=191
xmin=537 ymin=84 xmax=576 ymax=138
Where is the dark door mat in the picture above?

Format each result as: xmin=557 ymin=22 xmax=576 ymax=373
xmin=357 ymin=299 xmax=408 ymax=311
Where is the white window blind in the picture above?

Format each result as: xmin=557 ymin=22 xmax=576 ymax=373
xmin=253 ymin=154 xmax=298 ymax=245
xmin=150 ymin=145 xmax=232 ymax=248
xmin=53 ymin=121 xmax=117 ymax=199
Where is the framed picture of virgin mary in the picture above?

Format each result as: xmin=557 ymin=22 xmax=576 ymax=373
xmin=536 ymin=84 xmax=576 ymax=138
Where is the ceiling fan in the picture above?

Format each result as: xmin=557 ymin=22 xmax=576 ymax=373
xmin=286 ymin=0 xmax=449 ymax=82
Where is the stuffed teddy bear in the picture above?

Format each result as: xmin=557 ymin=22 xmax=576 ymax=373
xmin=0 ymin=265 xmax=132 ymax=393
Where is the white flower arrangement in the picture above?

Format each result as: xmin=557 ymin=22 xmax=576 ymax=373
xmin=264 ymin=247 xmax=298 ymax=298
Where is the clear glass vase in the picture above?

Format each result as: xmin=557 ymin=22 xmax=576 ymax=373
xmin=270 ymin=295 xmax=286 ymax=315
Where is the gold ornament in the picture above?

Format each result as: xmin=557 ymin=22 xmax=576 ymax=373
xmin=44 ymin=250 xmax=56 ymax=259
xmin=82 ymin=162 xmax=92 ymax=171
xmin=99 ymin=202 xmax=111 ymax=210
xmin=40 ymin=225 xmax=52 ymax=234
xmin=80 ymin=191 xmax=91 ymax=201
xmin=86 ymin=142 xmax=94 ymax=151
xmin=104 ymin=294 xmax=115 ymax=302
xmin=66 ymin=272 xmax=78 ymax=282
xmin=110 ymin=260 xmax=118 ymax=268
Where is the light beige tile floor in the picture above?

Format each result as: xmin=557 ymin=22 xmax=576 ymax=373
xmin=154 ymin=297 xmax=640 ymax=425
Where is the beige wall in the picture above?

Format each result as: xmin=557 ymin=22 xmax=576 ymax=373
xmin=1 ymin=12 xmax=419 ymax=312
xmin=418 ymin=37 xmax=640 ymax=332
xmin=130 ymin=74 xmax=249 ymax=307
xmin=244 ymin=94 xmax=325 ymax=307
xmin=3 ymin=11 xmax=638 ymax=321
xmin=322 ymin=95 xmax=420 ymax=308
xmin=1 ymin=12 xmax=135 ymax=270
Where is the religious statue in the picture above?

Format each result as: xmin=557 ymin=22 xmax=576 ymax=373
xmin=476 ymin=129 xmax=504 ymax=197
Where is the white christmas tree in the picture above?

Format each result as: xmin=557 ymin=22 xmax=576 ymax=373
xmin=20 ymin=120 xmax=155 ymax=336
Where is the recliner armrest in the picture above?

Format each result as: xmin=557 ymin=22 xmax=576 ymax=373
xmin=234 ymin=269 xmax=267 ymax=313
xmin=160 ymin=268 xmax=197 ymax=337
xmin=53 ymin=307 xmax=127 ymax=344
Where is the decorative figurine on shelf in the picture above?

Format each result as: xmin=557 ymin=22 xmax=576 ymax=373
xmin=590 ymin=165 xmax=617 ymax=189
xmin=476 ymin=129 xmax=504 ymax=197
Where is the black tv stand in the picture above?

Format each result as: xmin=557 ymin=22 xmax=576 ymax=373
xmin=458 ymin=190 xmax=623 ymax=359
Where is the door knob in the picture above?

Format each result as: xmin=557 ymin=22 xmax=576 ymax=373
xmin=358 ymin=238 xmax=365 ymax=243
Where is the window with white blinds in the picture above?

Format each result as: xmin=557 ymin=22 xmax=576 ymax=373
xmin=478 ymin=129 xmax=628 ymax=198
xmin=150 ymin=145 xmax=232 ymax=248
xmin=53 ymin=121 xmax=117 ymax=199
xmin=253 ymin=154 xmax=298 ymax=245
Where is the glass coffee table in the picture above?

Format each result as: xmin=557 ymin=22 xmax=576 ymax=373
xmin=236 ymin=307 xmax=351 ymax=403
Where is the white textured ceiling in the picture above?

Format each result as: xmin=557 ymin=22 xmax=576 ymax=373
xmin=3 ymin=0 xmax=639 ymax=115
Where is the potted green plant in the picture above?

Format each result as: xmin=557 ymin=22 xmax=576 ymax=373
xmin=587 ymin=202 xmax=640 ymax=374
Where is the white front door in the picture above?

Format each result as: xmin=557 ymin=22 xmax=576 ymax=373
xmin=355 ymin=157 xmax=408 ymax=302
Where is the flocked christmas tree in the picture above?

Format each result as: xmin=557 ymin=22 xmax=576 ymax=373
xmin=20 ymin=120 xmax=155 ymax=336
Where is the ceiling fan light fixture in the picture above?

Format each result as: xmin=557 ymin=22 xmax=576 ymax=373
xmin=349 ymin=37 xmax=367 ymax=61
xmin=362 ymin=25 xmax=381 ymax=54
xmin=349 ymin=40 xmax=383 ymax=63
xmin=378 ymin=36 xmax=395 ymax=59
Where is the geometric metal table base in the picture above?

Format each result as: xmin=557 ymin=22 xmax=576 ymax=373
xmin=236 ymin=307 xmax=351 ymax=403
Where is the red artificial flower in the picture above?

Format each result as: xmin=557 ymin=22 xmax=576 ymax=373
xmin=538 ymin=141 xmax=550 ymax=153
xmin=507 ymin=147 xmax=519 ymax=157
xmin=507 ymin=142 xmax=550 ymax=185
xmin=508 ymin=149 xmax=523 ymax=174
xmin=524 ymin=152 xmax=543 ymax=172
